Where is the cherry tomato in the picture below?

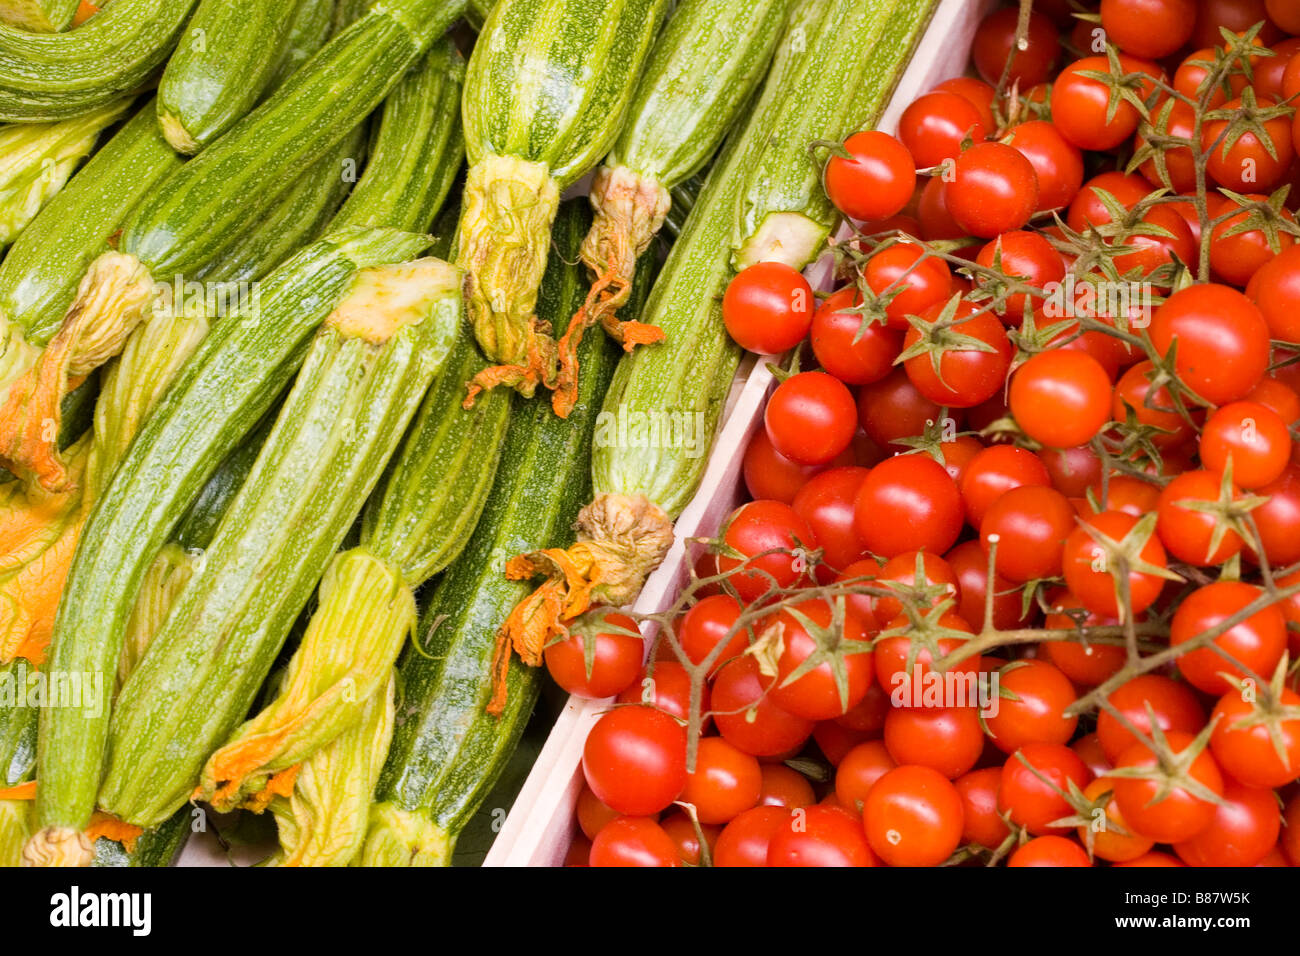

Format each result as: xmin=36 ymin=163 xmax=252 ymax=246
xmin=712 ymin=805 xmax=788 ymax=867
xmin=1170 ymin=580 xmax=1287 ymax=695
xmin=742 ymin=428 xmax=854 ymax=505
xmin=853 ymin=453 xmax=964 ymax=558
xmin=1112 ymin=731 xmax=1225 ymax=844
xmin=1249 ymin=245 xmax=1300 ymax=342
xmin=1156 ymin=469 xmax=1246 ymax=566
xmin=1042 ymin=595 xmax=1127 ymax=686
xmin=1096 ymin=674 xmax=1207 ymax=764
xmin=863 ymin=765 xmax=965 ymax=866
xmin=1008 ymin=835 xmax=1092 ymax=867
xmin=576 ymin=783 xmax=623 ymax=840
xmin=717 ymin=499 xmax=817 ymax=603
xmin=960 ymin=444 xmax=1051 ymax=528
xmin=722 ymin=262 xmax=813 ymax=354
xmin=835 ymin=740 xmax=898 ymax=813
xmin=984 ymin=659 xmax=1079 ymax=753
xmin=1173 ymin=780 xmax=1281 ymax=867
xmin=999 ymin=743 xmax=1091 ymax=835
xmin=1010 ymin=350 xmax=1113 ymax=451
xmin=864 ymin=243 xmax=954 ymax=330
xmin=768 ymin=597 xmax=875 ymax=721
xmin=903 ymin=299 xmax=1012 ymax=408
xmin=883 ymin=705 xmax=983 ymax=779
xmin=809 ymin=286 xmax=904 ymax=385
xmin=583 ymin=706 xmax=688 ymax=816
xmin=934 ymin=76 xmax=997 ymax=135
xmin=1065 ymin=171 xmax=1151 ymax=233
xmin=946 ymin=142 xmax=1039 ymax=238
xmin=899 ymin=91 xmax=988 ymax=168
xmin=975 ymin=230 xmax=1065 ymax=321
xmin=980 ymin=485 xmax=1076 ymax=583
xmin=972 ymin=6 xmax=1060 ymax=86
xmin=1079 ymin=777 xmax=1154 ymax=863
xmin=1111 ymin=205 xmax=1196 ymax=280
xmin=657 ymin=812 xmax=720 ymax=866
xmin=823 ymin=130 xmax=916 ymax=222
xmin=856 ymin=367 xmax=947 ymax=451
xmin=1210 ymin=198 xmax=1297 ymax=287
xmin=545 ymin=611 xmax=644 ymax=699
xmin=1193 ymin=0 xmax=1282 ymax=47
xmin=679 ymin=736 xmax=762 ymax=825
xmin=1210 ymin=686 xmax=1300 ymax=788
xmin=874 ymin=612 xmax=981 ymax=707
xmin=946 ymin=538 xmax=1034 ymax=631
xmin=1042 ymin=443 xmax=1105 ymax=498
xmin=1005 ymin=120 xmax=1085 ymax=212
xmin=589 ymin=817 xmax=680 ymax=867
xmin=1199 ymin=400 xmax=1292 ymax=489
xmin=1137 ymin=100 xmax=1198 ymax=192
xmin=711 ymin=655 xmax=814 ymax=757
xmin=616 ymin=660 xmax=707 ymax=726
xmin=792 ymin=466 xmax=872 ymax=574
xmin=676 ymin=594 xmax=747 ymax=675
xmin=1252 ymin=464 xmax=1300 ymax=567
xmin=1051 ymin=54 xmax=1161 ymax=151
xmin=1112 ymin=360 xmax=1197 ymax=448
xmin=1100 ymin=0 xmax=1196 ymax=59
xmin=1268 ymin=0 xmax=1300 ymax=33
xmin=1063 ymin=509 xmax=1170 ymax=619
xmin=870 ymin=550 xmax=960 ymax=623
xmin=767 ymin=805 xmax=876 ymax=867
xmin=765 ymin=370 xmax=859 ymax=466
xmin=1150 ymin=283 xmax=1271 ymax=406
xmin=758 ymin=763 xmax=816 ymax=810
xmin=955 ymin=766 xmax=1012 ymax=849
xmin=1203 ymin=97 xmax=1295 ymax=193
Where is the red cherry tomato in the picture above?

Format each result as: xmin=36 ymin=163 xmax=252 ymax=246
xmin=1051 ymin=54 xmax=1161 ymax=151
xmin=899 ymin=91 xmax=988 ymax=168
xmin=983 ymin=659 xmax=1079 ymax=753
xmin=589 ymin=817 xmax=680 ymax=867
xmin=1008 ymin=835 xmax=1092 ymax=867
xmin=999 ymin=743 xmax=1091 ymax=835
xmin=1004 ymin=120 xmax=1084 ymax=212
xmin=768 ymin=597 xmax=876 ymax=721
xmin=712 ymin=805 xmax=789 ymax=867
xmin=972 ymin=6 xmax=1061 ymax=86
xmin=583 ymin=706 xmax=688 ymax=816
xmin=1100 ymin=0 xmax=1195 ymax=59
xmin=1112 ymin=731 xmax=1225 ymax=844
xmin=1150 ymin=283 xmax=1271 ymax=406
xmin=679 ymin=736 xmax=762 ymax=825
xmin=823 ymin=130 xmax=916 ymax=222
xmin=946 ymin=142 xmax=1040 ymax=238
xmin=980 ymin=484 xmax=1076 ymax=583
xmin=545 ymin=611 xmax=643 ymax=699
xmin=853 ymin=453 xmax=964 ymax=558
xmin=792 ymin=466 xmax=872 ymax=574
xmin=809 ymin=286 xmax=904 ymax=385
xmin=717 ymin=499 xmax=817 ymax=603
xmin=864 ymin=243 xmax=954 ymax=330
xmin=1096 ymin=674 xmax=1207 ymax=764
xmin=1199 ymin=400 xmax=1292 ymax=489
xmin=863 ymin=765 xmax=964 ymax=866
xmin=765 ymin=370 xmax=859 ymax=466
xmin=711 ymin=655 xmax=814 ymax=757
xmin=722 ymin=262 xmax=814 ymax=354
xmin=1170 ymin=580 xmax=1287 ymax=695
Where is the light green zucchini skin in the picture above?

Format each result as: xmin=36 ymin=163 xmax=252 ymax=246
xmin=731 ymin=0 xmax=936 ymax=270
xmin=197 ymin=125 xmax=368 ymax=287
xmin=465 ymin=0 xmax=493 ymax=29
xmin=0 ymin=657 xmax=35 ymax=787
xmin=34 ymin=227 xmax=432 ymax=835
xmin=268 ymin=0 xmax=338 ymax=91
xmin=0 ymin=97 xmax=133 ymax=249
xmin=156 ymin=0 xmax=307 ymax=154
xmin=330 ymin=38 xmax=465 ymax=235
xmin=363 ymin=203 xmax=654 ymax=866
xmin=609 ymin=0 xmax=789 ymax=188
xmin=462 ymin=0 xmax=668 ymax=188
xmin=99 ymin=263 xmax=462 ymax=828
xmin=119 ymin=0 xmax=464 ymax=280
xmin=0 ymin=103 xmax=182 ymax=345
xmin=0 ymin=0 xmax=198 ymax=122
xmin=0 ymin=0 xmax=80 ymax=33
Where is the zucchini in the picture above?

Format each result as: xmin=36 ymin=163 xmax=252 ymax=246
xmin=30 ymin=227 xmax=432 ymax=860
xmin=732 ymin=0 xmax=936 ymax=270
xmin=499 ymin=0 xmax=932 ymax=653
xmin=156 ymin=0 xmax=308 ymax=154
xmin=465 ymin=0 xmax=493 ymax=29
xmin=557 ymin=0 xmax=789 ymax=414
xmin=0 ymin=102 xmax=182 ymax=346
xmin=98 ymin=258 xmax=463 ymax=832
xmin=197 ymin=125 xmax=368 ymax=288
xmin=329 ymin=38 xmax=465 ymax=234
xmin=0 ymin=0 xmax=80 ymax=32
xmin=0 ymin=0 xmax=198 ymax=123
xmin=455 ymin=0 xmax=668 ymax=399
xmin=362 ymin=202 xmax=651 ymax=866
xmin=91 ymin=807 xmax=191 ymax=867
xmin=0 ymin=97 xmax=132 ymax=248
xmin=0 ymin=795 xmax=29 ymax=866
xmin=267 ymin=0 xmax=337 ymax=92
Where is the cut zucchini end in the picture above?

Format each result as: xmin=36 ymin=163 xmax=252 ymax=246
xmin=361 ymin=801 xmax=453 ymax=867
xmin=454 ymin=154 xmax=561 ymax=395
xmin=22 ymin=824 xmax=93 ymax=867
xmin=156 ymin=108 xmax=200 ymax=156
xmin=732 ymin=211 xmax=828 ymax=273
xmin=327 ymin=258 xmax=463 ymax=344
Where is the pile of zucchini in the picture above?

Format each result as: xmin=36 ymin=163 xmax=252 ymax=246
xmin=0 ymin=0 xmax=934 ymax=867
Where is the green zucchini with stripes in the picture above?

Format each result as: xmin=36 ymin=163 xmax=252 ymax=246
xmin=29 ymin=227 xmax=432 ymax=863
xmin=97 ymin=258 xmax=462 ymax=832
xmin=0 ymin=0 xmax=198 ymax=123
xmin=0 ymin=101 xmax=182 ymax=345
xmin=733 ymin=0 xmax=936 ymax=270
xmin=0 ymin=0 xmax=80 ymax=33
xmin=0 ymin=97 xmax=133 ymax=249
xmin=455 ymin=0 xmax=668 ymax=399
xmin=267 ymin=0 xmax=338 ymax=91
xmin=499 ymin=0 xmax=933 ymax=648
xmin=330 ymin=38 xmax=465 ymax=234
xmin=362 ymin=202 xmax=653 ymax=866
xmin=560 ymin=0 xmax=789 ymax=411
xmin=156 ymin=0 xmax=308 ymax=154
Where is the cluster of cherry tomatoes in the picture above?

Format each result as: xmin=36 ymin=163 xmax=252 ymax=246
xmin=553 ymin=0 xmax=1300 ymax=866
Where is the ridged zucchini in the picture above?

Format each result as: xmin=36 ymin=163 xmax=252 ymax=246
xmin=0 ymin=0 xmax=80 ymax=33
xmin=500 ymin=0 xmax=933 ymax=650
xmin=156 ymin=0 xmax=308 ymax=153
xmin=0 ymin=102 xmax=181 ymax=345
xmin=362 ymin=202 xmax=651 ymax=866
xmin=732 ymin=0 xmax=936 ymax=269
xmin=558 ymin=0 xmax=789 ymax=413
xmin=30 ymin=227 xmax=432 ymax=860
xmin=267 ymin=0 xmax=338 ymax=91
xmin=330 ymin=38 xmax=465 ymax=234
xmin=97 ymin=258 xmax=462 ymax=832
xmin=455 ymin=0 xmax=668 ymax=399
xmin=465 ymin=0 xmax=493 ymax=29
xmin=0 ymin=97 xmax=132 ymax=249
xmin=0 ymin=0 xmax=198 ymax=122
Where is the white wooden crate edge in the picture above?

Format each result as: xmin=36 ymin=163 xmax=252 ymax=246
xmin=485 ymin=0 xmax=996 ymax=867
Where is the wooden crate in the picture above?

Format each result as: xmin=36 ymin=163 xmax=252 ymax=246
xmin=484 ymin=0 xmax=997 ymax=867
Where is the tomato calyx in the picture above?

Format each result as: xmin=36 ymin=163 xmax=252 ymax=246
xmin=1215 ymin=658 xmax=1300 ymax=768
xmin=1075 ymin=47 xmax=1158 ymax=129
xmin=1215 ymin=188 xmax=1299 ymax=253
xmin=1202 ymin=86 xmax=1293 ymax=166
xmin=896 ymin=294 xmax=1001 ymax=385
xmin=1172 ymin=460 xmax=1270 ymax=561
xmin=1075 ymin=512 xmax=1184 ymax=622
xmin=1104 ymin=714 xmax=1225 ymax=809
xmin=768 ymin=596 xmax=874 ymax=714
